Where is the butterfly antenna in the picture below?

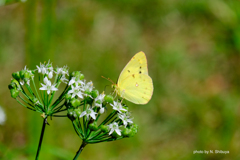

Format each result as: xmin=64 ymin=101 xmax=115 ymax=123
xmin=101 ymin=76 xmax=115 ymax=84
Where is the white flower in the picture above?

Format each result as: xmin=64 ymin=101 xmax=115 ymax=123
xmin=48 ymin=71 xmax=53 ymax=79
xmin=68 ymin=84 xmax=83 ymax=98
xmin=68 ymin=77 xmax=84 ymax=86
xmin=36 ymin=63 xmax=46 ymax=74
xmin=93 ymin=93 xmax=105 ymax=108
xmin=60 ymin=75 xmax=69 ymax=84
xmin=39 ymin=77 xmax=58 ymax=94
xmin=81 ymin=81 xmax=94 ymax=96
xmin=93 ymin=93 xmax=105 ymax=113
xmin=110 ymin=101 xmax=127 ymax=113
xmin=108 ymin=122 xmax=121 ymax=136
xmin=36 ymin=61 xmax=54 ymax=78
xmin=118 ymin=113 xmax=133 ymax=127
xmin=0 ymin=106 xmax=6 ymax=125
xmin=80 ymin=108 xmax=97 ymax=120
xmin=61 ymin=65 xmax=69 ymax=76
xmin=100 ymin=108 xmax=105 ymax=114
xmin=55 ymin=67 xmax=63 ymax=75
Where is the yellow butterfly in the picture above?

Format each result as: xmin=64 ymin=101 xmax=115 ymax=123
xmin=113 ymin=51 xmax=153 ymax=104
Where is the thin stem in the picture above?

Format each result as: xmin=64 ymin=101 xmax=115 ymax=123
xmin=16 ymin=98 xmax=36 ymax=111
xmin=52 ymin=115 xmax=67 ymax=117
xmin=73 ymin=141 xmax=87 ymax=160
xmin=35 ymin=117 xmax=48 ymax=160
xmin=32 ymin=78 xmax=43 ymax=104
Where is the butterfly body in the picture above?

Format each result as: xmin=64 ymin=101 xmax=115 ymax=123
xmin=114 ymin=51 xmax=153 ymax=104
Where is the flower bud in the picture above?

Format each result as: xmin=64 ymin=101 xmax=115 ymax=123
xmin=129 ymin=124 xmax=138 ymax=137
xmin=84 ymin=90 xmax=91 ymax=95
xmin=8 ymin=83 xmax=16 ymax=90
xmin=100 ymin=125 xmax=109 ymax=133
xmin=91 ymin=90 xmax=99 ymax=99
xmin=74 ymin=108 xmax=81 ymax=117
xmin=70 ymin=99 xmax=81 ymax=107
xmin=10 ymin=89 xmax=19 ymax=99
xmin=71 ymin=71 xmax=80 ymax=77
xmin=12 ymin=72 xmax=20 ymax=80
xmin=24 ymin=72 xmax=31 ymax=79
xmin=19 ymin=70 xmax=26 ymax=79
xmin=85 ymin=96 xmax=93 ymax=104
xmin=11 ymin=79 xmax=20 ymax=86
xmin=89 ymin=121 xmax=98 ymax=131
xmin=79 ymin=74 xmax=84 ymax=80
xmin=65 ymin=94 xmax=72 ymax=100
xmin=104 ymin=95 xmax=114 ymax=103
xmin=122 ymin=128 xmax=131 ymax=137
xmin=112 ymin=131 xmax=121 ymax=138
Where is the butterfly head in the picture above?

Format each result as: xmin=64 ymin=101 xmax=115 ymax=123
xmin=112 ymin=84 xmax=117 ymax=89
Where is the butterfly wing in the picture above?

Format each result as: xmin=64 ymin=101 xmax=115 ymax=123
xmin=117 ymin=74 xmax=153 ymax=104
xmin=117 ymin=51 xmax=148 ymax=84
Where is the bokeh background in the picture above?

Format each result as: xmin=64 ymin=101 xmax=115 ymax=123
xmin=1 ymin=0 xmax=240 ymax=159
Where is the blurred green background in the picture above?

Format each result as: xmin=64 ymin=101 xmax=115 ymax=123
xmin=1 ymin=0 xmax=240 ymax=159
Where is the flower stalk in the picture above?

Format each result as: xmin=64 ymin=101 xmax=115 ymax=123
xmin=73 ymin=141 xmax=87 ymax=160
xmin=35 ymin=117 xmax=48 ymax=160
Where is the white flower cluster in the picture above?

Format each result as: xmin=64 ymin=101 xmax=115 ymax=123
xmin=107 ymin=101 xmax=133 ymax=136
xmin=67 ymin=75 xmax=134 ymax=137
xmin=36 ymin=61 xmax=70 ymax=94
xmin=68 ymin=79 xmax=94 ymax=99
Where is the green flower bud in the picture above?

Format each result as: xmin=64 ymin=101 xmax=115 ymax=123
xmin=65 ymin=94 xmax=72 ymax=100
xmin=122 ymin=128 xmax=131 ymax=137
xmin=79 ymin=73 xmax=84 ymax=80
xmin=11 ymin=79 xmax=20 ymax=86
xmin=19 ymin=70 xmax=26 ymax=79
xmin=74 ymin=108 xmax=81 ymax=117
xmin=12 ymin=72 xmax=20 ymax=80
xmin=10 ymin=89 xmax=19 ymax=99
xmin=70 ymin=99 xmax=81 ymax=107
xmin=85 ymin=96 xmax=93 ymax=104
xmin=71 ymin=71 xmax=81 ymax=77
xmin=8 ymin=83 xmax=16 ymax=90
xmin=104 ymin=95 xmax=114 ymax=103
xmin=91 ymin=90 xmax=99 ymax=99
xmin=100 ymin=125 xmax=109 ymax=133
xmin=84 ymin=90 xmax=91 ymax=95
xmin=129 ymin=124 xmax=138 ymax=137
xmin=24 ymin=72 xmax=31 ymax=79
xmin=89 ymin=121 xmax=98 ymax=131
xmin=112 ymin=131 xmax=121 ymax=138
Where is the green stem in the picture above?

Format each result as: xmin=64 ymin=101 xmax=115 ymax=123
xmin=35 ymin=117 xmax=48 ymax=160
xmin=32 ymin=78 xmax=42 ymax=104
xmin=73 ymin=142 xmax=87 ymax=160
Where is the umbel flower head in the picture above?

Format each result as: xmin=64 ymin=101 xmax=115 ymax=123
xmin=66 ymin=75 xmax=139 ymax=145
xmin=8 ymin=61 xmax=81 ymax=118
